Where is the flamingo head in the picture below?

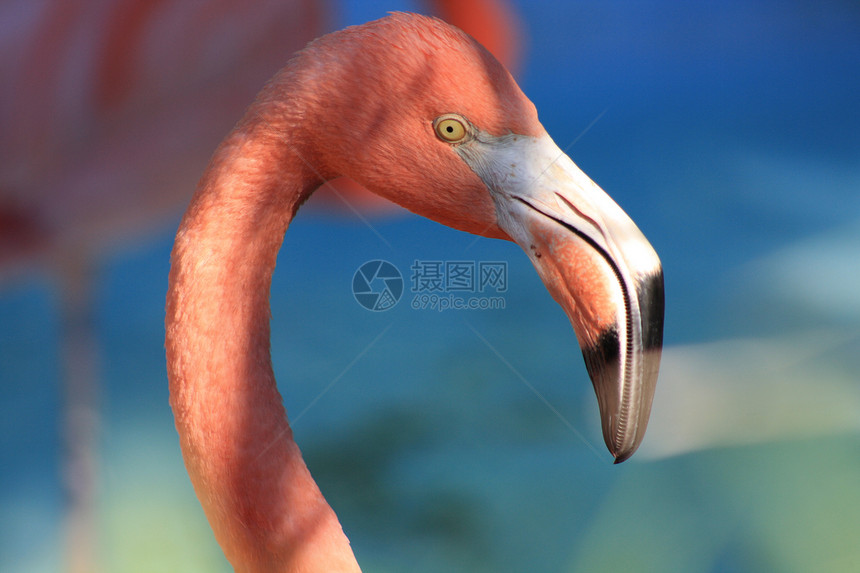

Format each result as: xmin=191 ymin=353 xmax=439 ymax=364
xmin=292 ymin=13 xmax=664 ymax=462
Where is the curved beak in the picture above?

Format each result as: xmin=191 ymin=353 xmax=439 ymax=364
xmin=458 ymin=131 xmax=664 ymax=462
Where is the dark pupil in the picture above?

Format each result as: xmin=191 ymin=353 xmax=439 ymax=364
xmin=446 ymin=126 xmax=454 ymax=133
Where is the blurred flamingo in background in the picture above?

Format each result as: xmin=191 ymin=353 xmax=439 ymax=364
xmin=1 ymin=0 xmax=522 ymax=272
xmin=166 ymin=12 xmax=662 ymax=571
xmin=0 ymin=1 xmax=521 ymax=571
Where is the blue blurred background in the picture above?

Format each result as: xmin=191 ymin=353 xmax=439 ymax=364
xmin=2 ymin=0 xmax=859 ymax=571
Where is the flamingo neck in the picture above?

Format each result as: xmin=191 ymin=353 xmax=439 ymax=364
xmin=165 ymin=108 xmax=361 ymax=572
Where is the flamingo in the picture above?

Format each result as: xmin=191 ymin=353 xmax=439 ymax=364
xmin=1 ymin=2 xmax=521 ymax=570
xmin=166 ymin=12 xmax=664 ymax=572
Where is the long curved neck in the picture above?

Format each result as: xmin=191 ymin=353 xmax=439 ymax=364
xmin=165 ymin=102 xmax=361 ymax=572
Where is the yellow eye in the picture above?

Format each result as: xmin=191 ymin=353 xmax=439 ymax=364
xmin=433 ymin=115 xmax=469 ymax=143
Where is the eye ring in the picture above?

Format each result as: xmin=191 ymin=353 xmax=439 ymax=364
xmin=433 ymin=114 xmax=470 ymax=144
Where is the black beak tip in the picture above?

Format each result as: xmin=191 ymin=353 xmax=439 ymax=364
xmin=582 ymin=269 xmax=665 ymax=465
